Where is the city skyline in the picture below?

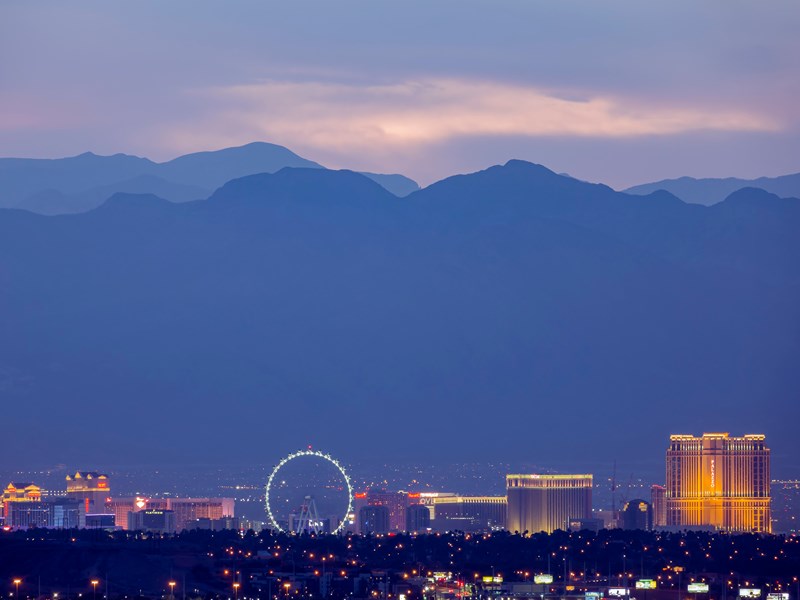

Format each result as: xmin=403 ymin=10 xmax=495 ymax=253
xmin=2 ymin=432 xmax=793 ymax=535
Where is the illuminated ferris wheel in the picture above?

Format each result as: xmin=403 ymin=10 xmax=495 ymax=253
xmin=265 ymin=449 xmax=353 ymax=535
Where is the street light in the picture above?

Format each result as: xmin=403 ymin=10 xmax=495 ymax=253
xmin=168 ymin=582 xmax=176 ymax=600
xmin=91 ymin=580 xmax=99 ymax=600
xmin=13 ymin=580 xmax=21 ymax=599
xmin=233 ymin=582 xmax=240 ymax=600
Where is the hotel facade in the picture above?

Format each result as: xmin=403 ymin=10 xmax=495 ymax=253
xmin=506 ymin=474 xmax=592 ymax=534
xmin=666 ymin=433 xmax=771 ymax=533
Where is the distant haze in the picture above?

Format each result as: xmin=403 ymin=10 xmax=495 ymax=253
xmin=2 ymin=2 xmax=799 ymax=481
xmin=1 ymin=163 xmax=797 ymax=477
xmin=1 ymin=1 xmax=798 ymax=187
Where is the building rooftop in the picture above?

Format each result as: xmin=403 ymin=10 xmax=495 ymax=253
xmin=66 ymin=471 xmax=109 ymax=480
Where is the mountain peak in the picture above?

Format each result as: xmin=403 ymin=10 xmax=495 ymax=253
xmin=502 ymin=158 xmax=555 ymax=173
xmin=715 ymin=186 xmax=797 ymax=211
xmin=210 ymin=167 xmax=398 ymax=206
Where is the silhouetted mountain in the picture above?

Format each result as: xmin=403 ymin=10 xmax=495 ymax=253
xmin=0 ymin=162 xmax=797 ymax=467
xmin=0 ymin=142 xmax=420 ymax=213
xmin=625 ymin=172 xmax=800 ymax=205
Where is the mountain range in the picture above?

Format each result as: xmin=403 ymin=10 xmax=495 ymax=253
xmin=625 ymin=172 xmax=800 ymax=205
xmin=1 ymin=158 xmax=797 ymax=468
xmin=0 ymin=142 xmax=420 ymax=214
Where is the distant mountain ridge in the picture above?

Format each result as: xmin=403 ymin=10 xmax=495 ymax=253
xmin=625 ymin=172 xmax=800 ymax=205
xmin=0 ymin=142 xmax=420 ymax=214
xmin=0 ymin=160 xmax=797 ymax=465
xmin=19 ymin=175 xmax=210 ymax=215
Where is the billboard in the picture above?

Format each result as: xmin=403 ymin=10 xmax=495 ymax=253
xmin=608 ymin=589 xmax=630 ymax=597
xmin=740 ymin=590 xmax=762 ymax=599
xmin=586 ymin=593 xmax=601 ymax=600
xmin=636 ymin=580 xmax=657 ymax=590
xmin=767 ymin=595 xmax=789 ymax=600
xmin=688 ymin=584 xmax=710 ymax=594
xmin=534 ymin=575 xmax=554 ymax=584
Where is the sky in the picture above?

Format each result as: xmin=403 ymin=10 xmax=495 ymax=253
xmin=1 ymin=1 xmax=799 ymax=188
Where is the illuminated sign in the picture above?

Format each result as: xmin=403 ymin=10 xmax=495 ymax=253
xmin=636 ymin=580 xmax=657 ymax=590
xmin=586 ymin=593 xmax=601 ymax=600
xmin=566 ymin=586 xmax=576 ymax=592
xmin=740 ymin=590 xmax=762 ymax=599
xmin=97 ymin=482 xmax=108 ymax=489
xmin=534 ymin=575 xmax=554 ymax=584
xmin=688 ymin=584 xmax=710 ymax=594
xmin=482 ymin=576 xmax=503 ymax=584
xmin=767 ymin=595 xmax=789 ymax=600
xmin=433 ymin=572 xmax=451 ymax=581
xmin=608 ymin=589 xmax=629 ymax=597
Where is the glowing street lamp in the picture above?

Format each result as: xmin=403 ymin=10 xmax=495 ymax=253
xmin=90 ymin=580 xmax=99 ymax=600
xmin=13 ymin=580 xmax=21 ymax=599
xmin=233 ymin=582 xmax=240 ymax=600
xmin=168 ymin=582 xmax=176 ymax=600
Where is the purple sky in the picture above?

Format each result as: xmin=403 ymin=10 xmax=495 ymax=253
xmin=1 ymin=1 xmax=799 ymax=187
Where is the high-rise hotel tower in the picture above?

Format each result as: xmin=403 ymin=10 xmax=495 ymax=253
xmin=666 ymin=433 xmax=771 ymax=533
xmin=506 ymin=474 xmax=592 ymax=534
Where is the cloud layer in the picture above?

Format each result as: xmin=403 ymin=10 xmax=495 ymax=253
xmin=1 ymin=1 xmax=798 ymax=187
xmin=182 ymin=77 xmax=777 ymax=147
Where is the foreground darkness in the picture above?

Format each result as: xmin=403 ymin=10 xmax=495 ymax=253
xmin=0 ymin=529 xmax=798 ymax=599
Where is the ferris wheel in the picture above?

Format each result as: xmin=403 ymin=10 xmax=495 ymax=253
xmin=265 ymin=449 xmax=354 ymax=535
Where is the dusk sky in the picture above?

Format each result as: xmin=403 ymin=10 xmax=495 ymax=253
xmin=2 ymin=1 xmax=799 ymax=187
xmin=1 ymin=2 xmax=799 ymax=480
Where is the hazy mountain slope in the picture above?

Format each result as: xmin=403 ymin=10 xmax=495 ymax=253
xmin=625 ymin=172 xmax=800 ymax=205
xmin=156 ymin=142 xmax=323 ymax=189
xmin=412 ymin=161 xmax=799 ymax=285
xmin=15 ymin=175 xmax=210 ymax=215
xmin=0 ymin=142 xmax=420 ymax=212
xmin=0 ymin=152 xmax=156 ymax=206
xmin=359 ymin=172 xmax=420 ymax=197
xmin=0 ymin=164 xmax=796 ymax=468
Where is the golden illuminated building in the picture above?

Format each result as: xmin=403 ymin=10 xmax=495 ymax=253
xmin=506 ymin=474 xmax=592 ymax=534
xmin=666 ymin=433 xmax=771 ymax=533
xmin=66 ymin=471 xmax=110 ymax=515
xmin=2 ymin=482 xmax=42 ymax=519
